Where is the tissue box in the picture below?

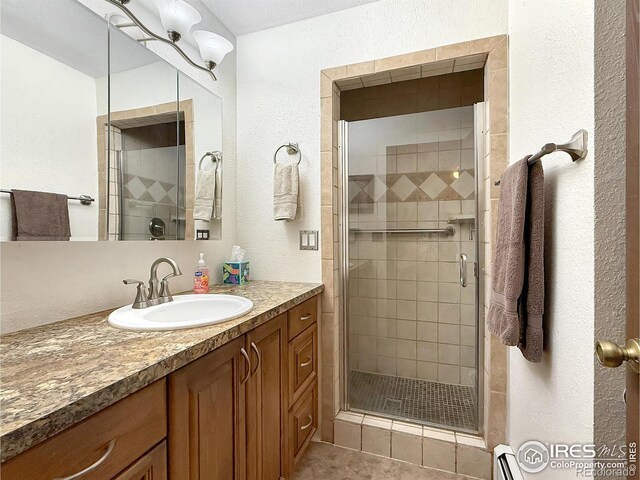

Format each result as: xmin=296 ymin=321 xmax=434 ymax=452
xmin=223 ymin=261 xmax=250 ymax=284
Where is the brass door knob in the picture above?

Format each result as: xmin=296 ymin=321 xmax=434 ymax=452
xmin=595 ymin=338 xmax=640 ymax=373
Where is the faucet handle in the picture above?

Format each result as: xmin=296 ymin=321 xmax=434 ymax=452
xmin=123 ymin=279 xmax=150 ymax=309
xmin=159 ymin=273 xmax=176 ymax=301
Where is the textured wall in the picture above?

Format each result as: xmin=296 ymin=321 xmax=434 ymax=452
xmin=235 ymin=0 xmax=508 ymax=283
xmin=508 ymin=0 xmax=595 ymax=475
xmin=593 ymin=0 xmax=628 ymax=467
xmin=1 ymin=0 xmax=237 ymax=333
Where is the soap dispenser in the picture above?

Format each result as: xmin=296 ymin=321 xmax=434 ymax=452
xmin=194 ymin=253 xmax=210 ymax=294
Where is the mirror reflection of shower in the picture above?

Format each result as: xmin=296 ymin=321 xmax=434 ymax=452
xmin=109 ymin=120 xmax=186 ymax=241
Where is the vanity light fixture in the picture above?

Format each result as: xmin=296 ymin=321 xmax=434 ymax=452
xmin=105 ymin=0 xmax=233 ymax=81
xmin=153 ymin=0 xmax=201 ymax=43
xmin=192 ymin=31 xmax=233 ymax=71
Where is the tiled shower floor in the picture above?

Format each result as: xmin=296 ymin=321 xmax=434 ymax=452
xmin=348 ymin=370 xmax=477 ymax=431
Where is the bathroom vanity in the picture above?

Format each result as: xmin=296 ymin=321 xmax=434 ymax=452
xmin=0 ymin=281 xmax=322 ymax=480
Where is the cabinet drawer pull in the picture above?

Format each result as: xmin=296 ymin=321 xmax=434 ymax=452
xmin=240 ymin=347 xmax=251 ymax=385
xmin=250 ymin=341 xmax=261 ymax=376
xmin=300 ymin=415 xmax=313 ymax=431
xmin=299 ymin=356 xmax=312 ymax=368
xmin=300 ymin=314 xmax=312 ymax=321
xmin=53 ymin=439 xmax=116 ymax=480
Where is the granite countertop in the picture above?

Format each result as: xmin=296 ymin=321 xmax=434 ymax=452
xmin=0 ymin=280 xmax=324 ymax=462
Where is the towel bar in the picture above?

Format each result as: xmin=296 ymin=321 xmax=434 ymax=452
xmin=273 ymin=142 xmax=301 ymax=165
xmin=494 ymin=129 xmax=588 ymax=186
xmin=198 ymin=151 xmax=222 ymax=171
xmin=1 ymin=189 xmax=94 ymax=205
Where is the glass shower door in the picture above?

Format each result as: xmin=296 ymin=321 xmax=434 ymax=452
xmin=341 ymin=106 xmax=480 ymax=432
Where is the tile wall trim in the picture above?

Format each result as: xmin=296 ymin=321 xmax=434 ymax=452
xmin=332 ymin=411 xmax=491 ymax=479
xmin=319 ymin=35 xmax=509 ymax=457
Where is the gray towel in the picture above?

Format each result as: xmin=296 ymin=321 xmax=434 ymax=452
xmin=487 ymin=157 xmax=545 ymax=362
xmin=10 ymin=189 xmax=71 ymax=241
xmin=273 ymin=163 xmax=298 ymax=221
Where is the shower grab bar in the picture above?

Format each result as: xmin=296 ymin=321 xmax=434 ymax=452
xmin=1 ymin=189 xmax=94 ymax=205
xmin=349 ymin=227 xmax=455 ymax=236
xmin=460 ymin=253 xmax=468 ymax=287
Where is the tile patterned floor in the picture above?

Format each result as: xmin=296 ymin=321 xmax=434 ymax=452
xmin=348 ymin=371 xmax=477 ymax=431
xmin=292 ymin=441 xmax=470 ymax=480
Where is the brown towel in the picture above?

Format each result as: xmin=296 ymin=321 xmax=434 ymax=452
xmin=520 ymin=161 xmax=545 ymax=361
xmin=10 ymin=190 xmax=71 ymax=241
xmin=487 ymin=157 xmax=545 ymax=362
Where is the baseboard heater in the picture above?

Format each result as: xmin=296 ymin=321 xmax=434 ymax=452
xmin=494 ymin=445 xmax=525 ymax=480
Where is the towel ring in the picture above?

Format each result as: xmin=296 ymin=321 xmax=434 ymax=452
xmin=198 ymin=151 xmax=222 ymax=171
xmin=273 ymin=143 xmax=301 ymax=165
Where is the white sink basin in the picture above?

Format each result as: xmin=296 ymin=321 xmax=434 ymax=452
xmin=108 ymin=294 xmax=254 ymax=331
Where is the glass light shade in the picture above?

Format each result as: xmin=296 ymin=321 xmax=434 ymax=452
xmin=153 ymin=0 xmax=201 ymax=40
xmin=192 ymin=30 xmax=233 ymax=66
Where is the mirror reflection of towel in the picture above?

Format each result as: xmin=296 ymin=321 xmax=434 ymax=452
xmin=10 ymin=190 xmax=71 ymax=241
xmin=194 ymin=170 xmax=215 ymax=221
xmin=213 ymin=163 xmax=222 ymax=220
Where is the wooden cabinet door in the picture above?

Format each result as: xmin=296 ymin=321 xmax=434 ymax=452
xmin=168 ymin=336 xmax=248 ymax=480
xmin=246 ymin=314 xmax=287 ymax=480
xmin=113 ymin=441 xmax=167 ymax=480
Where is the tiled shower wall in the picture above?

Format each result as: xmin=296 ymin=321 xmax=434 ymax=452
xmin=119 ymin=122 xmax=185 ymax=241
xmin=348 ymin=107 xmax=477 ymax=387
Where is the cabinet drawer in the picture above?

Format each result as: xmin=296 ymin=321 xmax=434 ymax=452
xmin=113 ymin=441 xmax=167 ymax=480
xmin=288 ymin=324 xmax=317 ymax=405
xmin=2 ymin=379 xmax=167 ymax=480
xmin=289 ymin=384 xmax=317 ymax=466
xmin=287 ymin=296 xmax=317 ymax=341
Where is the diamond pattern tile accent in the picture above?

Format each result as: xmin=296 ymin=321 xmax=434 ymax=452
xmin=347 ymin=142 xmax=476 ymax=205
xmin=390 ymin=175 xmax=417 ymax=201
xmin=450 ymin=171 xmax=475 ymax=199
xmin=125 ymin=176 xmax=146 ymax=199
xmin=420 ymin=173 xmax=447 ymax=199
xmin=148 ymin=181 xmax=167 ymax=202
xmin=370 ymin=176 xmax=389 ymax=201
xmin=123 ymin=174 xmax=177 ymax=205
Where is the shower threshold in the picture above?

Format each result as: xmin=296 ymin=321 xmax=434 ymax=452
xmin=347 ymin=370 xmax=478 ymax=433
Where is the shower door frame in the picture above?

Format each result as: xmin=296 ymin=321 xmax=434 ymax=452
xmin=338 ymin=104 xmax=486 ymax=434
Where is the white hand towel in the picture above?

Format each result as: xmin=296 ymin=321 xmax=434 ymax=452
xmin=213 ymin=163 xmax=222 ymax=219
xmin=194 ymin=170 xmax=215 ymax=221
xmin=273 ymin=163 xmax=299 ymax=221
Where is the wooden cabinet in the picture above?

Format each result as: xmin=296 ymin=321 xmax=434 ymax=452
xmin=2 ymin=294 xmax=320 ymax=480
xmin=113 ymin=441 xmax=167 ymax=480
xmin=287 ymin=296 xmax=317 ymax=341
xmin=285 ymin=297 xmax=319 ymax=472
xmin=288 ymin=384 xmax=318 ymax=466
xmin=1 ymin=380 xmax=167 ymax=480
xmin=246 ymin=314 xmax=287 ymax=480
xmin=288 ymin=323 xmax=317 ymax=406
xmin=168 ymin=336 xmax=247 ymax=480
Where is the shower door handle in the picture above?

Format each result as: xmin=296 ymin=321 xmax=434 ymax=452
xmin=460 ymin=254 xmax=468 ymax=287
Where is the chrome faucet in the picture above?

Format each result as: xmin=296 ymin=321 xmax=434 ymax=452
xmin=123 ymin=257 xmax=182 ymax=309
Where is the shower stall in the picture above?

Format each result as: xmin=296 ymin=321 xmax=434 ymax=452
xmin=339 ymin=104 xmax=484 ymax=433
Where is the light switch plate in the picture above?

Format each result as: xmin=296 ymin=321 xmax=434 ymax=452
xmin=299 ymin=230 xmax=319 ymax=250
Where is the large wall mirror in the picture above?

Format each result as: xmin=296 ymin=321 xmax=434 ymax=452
xmin=0 ymin=0 xmax=223 ymax=241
